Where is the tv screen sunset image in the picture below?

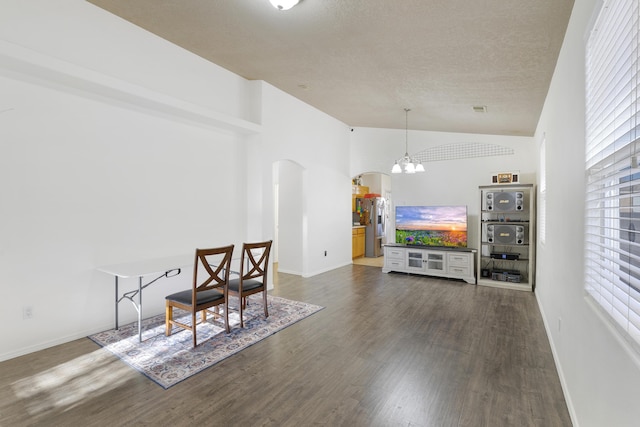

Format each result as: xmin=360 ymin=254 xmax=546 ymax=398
xmin=395 ymin=205 xmax=467 ymax=247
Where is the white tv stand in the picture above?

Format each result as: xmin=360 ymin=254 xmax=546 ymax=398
xmin=382 ymin=244 xmax=476 ymax=284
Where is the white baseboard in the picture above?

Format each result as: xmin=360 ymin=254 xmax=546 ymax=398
xmin=535 ymin=292 xmax=579 ymax=427
xmin=0 ymin=323 xmax=113 ymax=363
xmin=276 ymin=261 xmax=353 ymax=278
xmin=303 ymin=262 xmax=353 ymax=278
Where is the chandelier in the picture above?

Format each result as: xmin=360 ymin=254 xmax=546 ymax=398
xmin=392 ymin=108 xmax=425 ymax=174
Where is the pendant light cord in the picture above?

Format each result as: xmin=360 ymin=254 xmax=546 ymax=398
xmin=405 ymin=108 xmax=410 ymax=155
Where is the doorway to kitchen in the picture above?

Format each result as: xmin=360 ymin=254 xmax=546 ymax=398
xmin=351 ymin=172 xmax=391 ymax=268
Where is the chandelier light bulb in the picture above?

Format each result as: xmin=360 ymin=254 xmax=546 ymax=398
xmin=405 ymin=162 xmax=416 ymax=174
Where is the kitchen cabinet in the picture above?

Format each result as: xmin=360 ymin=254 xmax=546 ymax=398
xmin=352 ymin=226 xmax=365 ymax=259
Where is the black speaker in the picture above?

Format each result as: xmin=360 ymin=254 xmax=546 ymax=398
xmin=485 ymin=191 xmax=524 ymax=212
xmin=485 ymin=224 xmax=528 ymax=245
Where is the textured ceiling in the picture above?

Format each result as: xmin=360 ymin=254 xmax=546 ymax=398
xmin=87 ymin=0 xmax=574 ymax=136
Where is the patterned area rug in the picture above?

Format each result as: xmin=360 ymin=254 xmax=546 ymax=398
xmin=89 ymin=295 xmax=323 ymax=389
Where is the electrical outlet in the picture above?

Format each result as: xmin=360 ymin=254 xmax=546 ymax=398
xmin=23 ymin=306 xmax=33 ymax=320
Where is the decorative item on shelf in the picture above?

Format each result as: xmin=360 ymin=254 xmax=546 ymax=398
xmin=391 ymin=108 xmax=425 ymax=174
xmin=490 ymin=171 xmax=520 ymax=184
xmin=269 ymin=0 xmax=299 ymax=10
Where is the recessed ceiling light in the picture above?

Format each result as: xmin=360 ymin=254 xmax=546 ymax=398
xmin=269 ymin=0 xmax=300 ymax=10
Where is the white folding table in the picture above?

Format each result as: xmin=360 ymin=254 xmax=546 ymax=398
xmin=97 ymin=255 xmax=194 ymax=342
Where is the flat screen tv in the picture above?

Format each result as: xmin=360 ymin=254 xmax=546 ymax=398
xmin=395 ymin=205 xmax=467 ymax=247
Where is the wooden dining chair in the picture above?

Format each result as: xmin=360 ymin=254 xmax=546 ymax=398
xmin=228 ymin=240 xmax=272 ymax=328
xmin=165 ymin=245 xmax=234 ymax=347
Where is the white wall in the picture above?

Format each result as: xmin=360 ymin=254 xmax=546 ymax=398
xmin=0 ymin=0 xmax=253 ymax=122
xmin=535 ymin=1 xmax=640 ymax=426
xmin=0 ymin=1 xmax=353 ymax=360
xmin=275 ymin=160 xmax=304 ymax=275
xmin=350 ymin=127 xmax=537 ymax=248
xmin=0 ymin=0 xmax=253 ymax=361
xmin=0 ymin=66 xmax=248 ymax=359
xmin=256 ymin=83 xmax=353 ymax=277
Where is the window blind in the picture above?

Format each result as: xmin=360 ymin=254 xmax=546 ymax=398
xmin=585 ymin=0 xmax=640 ymax=347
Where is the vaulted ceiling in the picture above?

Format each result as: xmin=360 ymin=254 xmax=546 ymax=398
xmin=88 ymin=0 xmax=574 ymax=136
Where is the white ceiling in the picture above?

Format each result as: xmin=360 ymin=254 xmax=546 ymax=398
xmin=87 ymin=0 xmax=574 ymax=136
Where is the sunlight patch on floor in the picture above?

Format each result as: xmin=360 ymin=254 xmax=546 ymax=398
xmin=11 ymin=349 xmax=136 ymax=417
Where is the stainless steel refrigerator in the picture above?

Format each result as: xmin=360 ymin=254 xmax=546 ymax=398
xmin=357 ymin=197 xmax=386 ymax=257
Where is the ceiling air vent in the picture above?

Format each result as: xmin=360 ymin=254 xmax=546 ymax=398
xmin=473 ymin=105 xmax=487 ymax=113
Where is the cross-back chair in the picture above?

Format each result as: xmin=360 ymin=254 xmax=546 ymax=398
xmin=228 ymin=240 xmax=272 ymax=328
xmin=165 ymin=245 xmax=234 ymax=347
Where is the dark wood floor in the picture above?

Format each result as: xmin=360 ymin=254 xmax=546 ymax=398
xmin=0 ymin=265 xmax=572 ymax=426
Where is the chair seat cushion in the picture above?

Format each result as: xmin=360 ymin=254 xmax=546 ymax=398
xmin=228 ymin=278 xmax=263 ymax=293
xmin=166 ymin=288 xmax=224 ymax=306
